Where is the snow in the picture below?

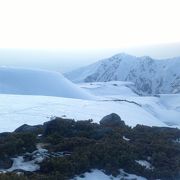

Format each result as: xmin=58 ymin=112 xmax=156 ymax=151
xmin=0 ymin=78 xmax=180 ymax=132
xmin=0 ymin=67 xmax=179 ymax=132
xmin=0 ymin=145 xmax=48 ymax=173
xmin=0 ymin=93 xmax=167 ymax=132
xmin=7 ymin=156 xmax=40 ymax=172
xmin=0 ymin=143 xmax=72 ymax=173
xmin=79 ymin=81 xmax=137 ymax=97
xmin=0 ymin=66 xmax=93 ymax=100
xmin=65 ymin=61 xmax=102 ymax=83
xmin=135 ymin=160 xmax=154 ymax=170
xmin=174 ymin=138 xmax=180 ymax=143
xmin=123 ymin=136 xmax=130 ymax=141
xmin=73 ymin=169 xmax=147 ymax=180
xmin=79 ymin=82 xmax=180 ymax=128
xmin=65 ymin=53 xmax=180 ymax=95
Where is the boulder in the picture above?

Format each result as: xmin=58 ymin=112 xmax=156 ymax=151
xmin=100 ymin=113 xmax=125 ymax=127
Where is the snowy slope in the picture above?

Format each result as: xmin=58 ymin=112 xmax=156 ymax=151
xmin=0 ymin=66 xmax=179 ymax=132
xmin=0 ymin=81 xmax=179 ymax=132
xmin=2 ymin=92 xmax=180 ymax=132
xmin=0 ymin=67 xmax=93 ymax=99
xmin=79 ymin=81 xmax=137 ymax=97
xmin=78 ymin=82 xmax=180 ymax=127
xmin=65 ymin=53 xmax=180 ymax=95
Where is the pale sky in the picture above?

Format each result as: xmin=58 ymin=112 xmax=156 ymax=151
xmin=0 ymin=0 xmax=180 ymax=72
xmin=0 ymin=0 xmax=180 ymax=49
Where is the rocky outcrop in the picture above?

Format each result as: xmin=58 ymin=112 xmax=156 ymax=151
xmin=100 ymin=113 xmax=125 ymax=127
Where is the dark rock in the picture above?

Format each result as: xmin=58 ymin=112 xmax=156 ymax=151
xmin=100 ymin=113 xmax=125 ymax=127
xmin=14 ymin=124 xmax=43 ymax=133
xmin=0 ymin=158 xmax=13 ymax=169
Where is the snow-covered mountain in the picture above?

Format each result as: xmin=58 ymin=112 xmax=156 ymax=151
xmin=0 ymin=67 xmax=92 ymax=99
xmin=65 ymin=53 xmax=180 ymax=95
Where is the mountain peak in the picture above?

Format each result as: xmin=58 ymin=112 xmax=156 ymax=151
xmin=111 ymin=52 xmax=136 ymax=59
xmin=65 ymin=53 xmax=180 ymax=95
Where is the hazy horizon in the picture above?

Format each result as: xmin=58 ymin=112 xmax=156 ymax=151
xmin=0 ymin=42 xmax=180 ymax=73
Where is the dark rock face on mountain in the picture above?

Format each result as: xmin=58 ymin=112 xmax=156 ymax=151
xmin=100 ymin=113 xmax=125 ymax=127
xmin=65 ymin=53 xmax=180 ymax=95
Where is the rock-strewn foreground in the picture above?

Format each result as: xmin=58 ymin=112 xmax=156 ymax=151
xmin=0 ymin=114 xmax=180 ymax=180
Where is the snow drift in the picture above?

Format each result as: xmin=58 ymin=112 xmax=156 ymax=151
xmin=0 ymin=67 xmax=92 ymax=99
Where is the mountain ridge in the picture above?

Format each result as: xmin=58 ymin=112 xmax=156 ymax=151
xmin=65 ymin=53 xmax=180 ymax=95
